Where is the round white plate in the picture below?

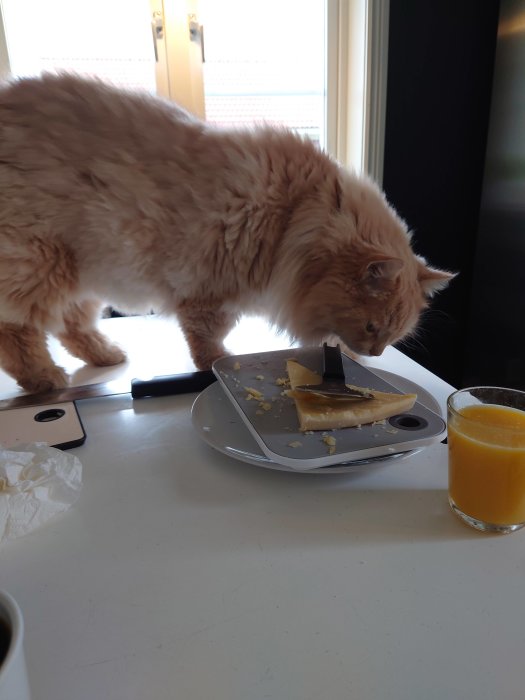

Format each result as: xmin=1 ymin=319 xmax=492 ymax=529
xmin=191 ymin=369 xmax=441 ymax=474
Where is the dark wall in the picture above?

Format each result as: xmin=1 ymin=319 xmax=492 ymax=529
xmin=382 ymin=1 xmax=500 ymax=387
xmin=462 ymin=0 xmax=525 ymax=391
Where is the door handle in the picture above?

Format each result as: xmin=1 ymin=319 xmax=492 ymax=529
xmin=151 ymin=10 xmax=164 ymax=62
xmin=188 ymin=14 xmax=205 ymax=63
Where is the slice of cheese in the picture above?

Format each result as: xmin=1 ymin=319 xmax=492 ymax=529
xmin=286 ymin=360 xmax=417 ymax=432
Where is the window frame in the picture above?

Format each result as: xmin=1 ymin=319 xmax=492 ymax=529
xmin=326 ymin=0 xmax=390 ymax=183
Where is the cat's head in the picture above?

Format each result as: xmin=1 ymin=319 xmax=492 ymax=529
xmin=277 ymin=171 xmax=455 ymax=356
xmin=287 ymin=249 xmax=453 ymax=356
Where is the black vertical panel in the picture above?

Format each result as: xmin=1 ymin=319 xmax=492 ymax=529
xmin=463 ymin=0 xmax=525 ymax=391
xmin=382 ymin=1 xmax=500 ymax=386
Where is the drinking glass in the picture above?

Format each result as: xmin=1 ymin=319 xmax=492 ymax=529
xmin=447 ymin=386 xmax=525 ymax=534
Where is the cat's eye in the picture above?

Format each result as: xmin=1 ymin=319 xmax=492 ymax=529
xmin=366 ymin=322 xmax=376 ymax=334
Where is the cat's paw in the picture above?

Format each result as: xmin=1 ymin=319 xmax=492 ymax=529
xmin=191 ymin=345 xmax=229 ymax=370
xmin=90 ymin=342 xmax=127 ymax=367
xmin=18 ymin=366 xmax=69 ymax=394
xmin=61 ymin=333 xmax=128 ymax=367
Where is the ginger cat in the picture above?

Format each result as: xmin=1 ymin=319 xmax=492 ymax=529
xmin=0 ymin=73 xmax=453 ymax=393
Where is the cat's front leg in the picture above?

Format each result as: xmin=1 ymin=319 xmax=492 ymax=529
xmin=0 ymin=322 xmax=69 ymax=393
xmin=176 ymin=302 xmax=237 ymax=370
xmin=58 ymin=300 xmax=127 ymax=367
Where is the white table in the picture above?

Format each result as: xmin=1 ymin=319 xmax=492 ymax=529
xmin=1 ymin=316 xmax=524 ymax=700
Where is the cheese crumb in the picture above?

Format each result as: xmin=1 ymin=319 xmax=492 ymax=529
xmin=323 ymin=435 xmax=337 ymax=447
xmin=258 ymin=401 xmax=272 ymax=411
xmin=288 ymin=440 xmax=302 ymax=448
xmin=244 ymin=386 xmax=264 ymax=401
xmin=233 ymin=361 xmax=241 ymax=370
xmin=255 ymin=374 xmax=265 ymax=380
xmin=322 ymin=434 xmax=337 ymax=455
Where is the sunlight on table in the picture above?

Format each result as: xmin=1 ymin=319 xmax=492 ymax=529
xmin=0 ymin=314 xmax=296 ymax=399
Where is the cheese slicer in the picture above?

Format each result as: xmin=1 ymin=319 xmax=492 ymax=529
xmin=295 ymin=343 xmax=374 ymax=400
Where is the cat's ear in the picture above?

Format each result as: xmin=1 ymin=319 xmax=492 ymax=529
xmin=417 ymin=262 xmax=456 ymax=297
xmin=362 ymin=257 xmax=404 ymax=293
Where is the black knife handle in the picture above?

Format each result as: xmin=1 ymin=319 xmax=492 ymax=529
xmin=322 ymin=343 xmax=345 ymax=381
xmin=131 ymin=370 xmax=216 ymax=399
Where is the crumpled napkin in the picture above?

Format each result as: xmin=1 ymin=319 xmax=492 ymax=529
xmin=0 ymin=443 xmax=82 ymax=544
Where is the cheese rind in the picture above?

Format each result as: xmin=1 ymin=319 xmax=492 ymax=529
xmin=286 ymin=360 xmax=417 ymax=432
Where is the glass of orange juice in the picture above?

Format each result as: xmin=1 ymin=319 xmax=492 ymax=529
xmin=447 ymin=387 xmax=525 ymax=534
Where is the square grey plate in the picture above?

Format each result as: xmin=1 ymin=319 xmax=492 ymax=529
xmin=212 ymin=348 xmax=446 ymax=470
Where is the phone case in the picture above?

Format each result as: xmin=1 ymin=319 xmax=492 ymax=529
xmin=0 ymin=401 xmax=86 ymax=450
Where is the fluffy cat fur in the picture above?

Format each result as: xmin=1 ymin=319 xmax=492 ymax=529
xmin=0 ymin=72 xmax=453 ymax=394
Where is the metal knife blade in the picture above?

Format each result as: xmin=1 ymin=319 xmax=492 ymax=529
xmin=0 ymin=371 xmax=217 ymax=410
xmin=295 ymin=343 xmax=374 ymax=400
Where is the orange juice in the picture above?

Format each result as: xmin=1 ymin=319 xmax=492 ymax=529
xmin=448 ymin=403 xmax=525 ymax=526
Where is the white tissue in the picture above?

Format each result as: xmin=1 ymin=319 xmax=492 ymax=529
xmin=0 ymin=443 xmax=82 ymax=543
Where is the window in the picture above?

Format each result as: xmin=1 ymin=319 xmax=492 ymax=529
xmin=200 ymin=0 xmax=327 ymax=147
xmin=0 ymin=0 xmax=389 ymax=178
xmin=0 ymin=0 xmax=156 ymax=91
